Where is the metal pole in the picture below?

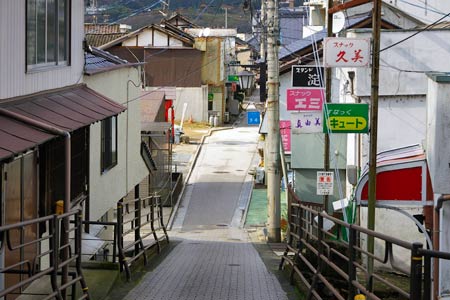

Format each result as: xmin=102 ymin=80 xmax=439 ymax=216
xmin=266 ymin=0 xmax=281 ymax=242
xmin=324 ymin=0 xmax=333 ymax=213
xmin=367 ymin=0 xmax=382 ymax=277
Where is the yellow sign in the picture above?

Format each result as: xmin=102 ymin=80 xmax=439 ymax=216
xmin=326 ymin=116 xmax=367 ymax=131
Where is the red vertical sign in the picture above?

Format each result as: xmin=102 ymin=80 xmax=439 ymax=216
xmin=280 ymin=120 xmax=291 ymax=153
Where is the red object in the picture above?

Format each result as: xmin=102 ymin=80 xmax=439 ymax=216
xmin=355 ymin=145 xmax=434 ymax=206
xmin=164 ymin=99 xmax=173 ymax=122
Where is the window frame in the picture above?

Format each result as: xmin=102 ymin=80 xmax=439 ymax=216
xmin=101 ymin=116 xmax=118 ymax=173
xmin=26 ymin=0 xmax=71 ymax=71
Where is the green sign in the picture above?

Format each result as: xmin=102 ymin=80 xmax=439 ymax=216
xmin=228 ymin=75 xmax=239 ymax=82
xmin=208 ymin=93 xmax=214 ymax=101
xmin=323 ymin=103 xmax=369 ymax=133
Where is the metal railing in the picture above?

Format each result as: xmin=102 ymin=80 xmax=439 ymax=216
xmin=117 ymin=195 xmax=169 ymax=280
xmin=280 ymin=187 xmax=450 ymax=300
xmin=0 ymin=210 xmax=89 ymax=300
xmin=79 ymin=220 xmax=118 ymax=263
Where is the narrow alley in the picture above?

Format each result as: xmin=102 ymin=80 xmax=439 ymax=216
xmin=114 ymin=119 xmax=291 ymax=300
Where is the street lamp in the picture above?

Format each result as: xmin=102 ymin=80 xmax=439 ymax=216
xmin=238 ymin=69 xmax=255 ymax=93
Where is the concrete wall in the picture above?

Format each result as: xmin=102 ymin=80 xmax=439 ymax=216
xmin=381 ymin=0 xmax=450 ymax=24
xmin=84 ymin=67 xmax=148 ymax=221
xmin=0 ymin=1 xmax=84 ymax=99
xmin=155 ymin=86 xmax=209 ymax=123
xmin=426 ymin=73 xmax=450 ymax=298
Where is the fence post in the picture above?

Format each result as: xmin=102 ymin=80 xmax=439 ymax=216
xmin=134 ymin=185 xmax=141 ymax=256
xmin=347 ymin=225 xmax=357 ymax=300
xmin=423 ymin=254 xmax=431 ymax=300
xmin=410 ymin=242 xmax=423 ymax=300
xmin=117 ymin=199 xmax=124 ymax=273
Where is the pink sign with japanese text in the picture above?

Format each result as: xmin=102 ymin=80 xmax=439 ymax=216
xmin=286 ymin=88 xmax=324 ymax=111
xmin=280 ymin=120 xmax=291 ymax=153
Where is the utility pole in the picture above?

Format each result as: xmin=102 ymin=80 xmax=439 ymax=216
xmin=260 ymin=0 xmax=267 ymax=60
xmin=367 ymin=0 xmax=382 ymax=278
xmin=324 ymin=0 xmax=333 ymax=213
xmin=266 ymin=0 xmax=281 ymax=242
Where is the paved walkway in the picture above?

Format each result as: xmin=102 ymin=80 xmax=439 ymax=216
xmin=122 ymin=119 xmax=290 ymax=300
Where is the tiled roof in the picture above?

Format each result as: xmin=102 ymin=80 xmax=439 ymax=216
xmin=85 ymin=33 xmax=127 ymax=47
xmin=85 ymin=23 xmax=122 ymax=34
xmin=85 ymin=47 xmax=138 ymax=75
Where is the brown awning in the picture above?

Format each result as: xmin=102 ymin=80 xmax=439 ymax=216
xmin=0 ymin=84 xmax=126 ymax=161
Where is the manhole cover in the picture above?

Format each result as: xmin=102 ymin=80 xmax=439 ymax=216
xmin=216 ymin=224 xmax=229 ymax=227
xmin=236 ymin=169 xmax=244 ymax=171
xmin=228 ymin=264 xmax=241 ymax=267
xmin=213 ymin=171 xmax=230 ymax=174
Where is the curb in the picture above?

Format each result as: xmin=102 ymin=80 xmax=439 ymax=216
xmin=167 ymin=125 xmax=234 ymax=230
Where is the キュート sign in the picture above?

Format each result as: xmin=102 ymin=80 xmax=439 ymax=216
xmin=324 ymin=37 xmax=370 ymax=68
xmin=323 ymin=103 xmax=369 ymax=133
xmin=292 ymin=65 xmax=324 ymax=88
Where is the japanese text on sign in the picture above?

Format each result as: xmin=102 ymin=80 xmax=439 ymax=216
xmin=292 ymin=65 xmax=324 ymax=88
xmin=280 ymin=120 xmax=291 ymax=152
xmin=323 ymin=103 xmax=369 ymax=133
xmin=287 ymin=88 xmax=324 ymax=111
xmin=317 ymin=171 xmax=334 ymax=195
xmin=324 ymin=37 xmax=370 ymax=67
xmin=291 ymin=111 xmax=322 ymax=134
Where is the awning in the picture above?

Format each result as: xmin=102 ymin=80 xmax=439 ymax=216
xmin=0 ymin=84 xmax=126 ymax=162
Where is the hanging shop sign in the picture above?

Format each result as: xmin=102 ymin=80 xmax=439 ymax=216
xmin=280 ymin=120 xmax=291 ymax=152
xmin=323 ymin=37 xmax=370 ymax=68
xmin=247 ymin=111 xmax=261 ymax=125
xmin=291 ymin=65 xmax=324 ymax=88
xmin=291 ymin=111 xmax=323 ymax=134
xmin=323 ymin=103 xmax=369 ymax=133
xmin=286 ymin=88 xmax=324 ymax=111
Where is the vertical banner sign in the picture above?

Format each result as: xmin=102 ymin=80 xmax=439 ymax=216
xmin=323 ymin=103 xmax=369 ymax=133
xmin=323 ymin=37 xmax=370 ymax=68
xmin=291 ymin=111 xmax=323 ymax=134
xmin=280 ymin=120 xmax=291 ymax=152
xmin=317 ymin=171 xmax=334 ymax=195
xmin=286 ymin=88 xmax=324 ymax=111
xmin=292 ymin=65 xmax=324 ymax=88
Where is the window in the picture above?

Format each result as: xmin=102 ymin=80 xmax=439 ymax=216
xmin=101 ymin=116 xmax=117 ymax=173
xmin=26 ymin=0 xmax=69 ymax=69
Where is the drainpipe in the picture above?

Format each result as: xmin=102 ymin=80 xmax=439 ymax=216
xmin=0 ymin=108 xmax=71 ymax=296
xmin=434 ymin=194 xmax=450 ymax=299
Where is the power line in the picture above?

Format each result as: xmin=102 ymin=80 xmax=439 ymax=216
xmin=380 ymin=10 xmax=450 ymax=52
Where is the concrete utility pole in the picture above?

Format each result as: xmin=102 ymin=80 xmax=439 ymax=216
xmin=367 ymin=0 xmax=382 ymax=278
xmin=266 ymin=0 xmax=281 ymax=242
xmin=260 ymin=0 xmax=267 ymax=60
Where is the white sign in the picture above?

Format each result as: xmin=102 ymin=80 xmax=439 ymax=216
xmin=291 ymin=111 xmax=323 ymax=134
xmin=324 ymin=37 xmax=370 ymax=68
xmin=317 ymin=171 xmax=334 ymax=195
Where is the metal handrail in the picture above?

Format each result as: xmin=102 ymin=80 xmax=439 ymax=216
xmin=117 ymin=195 xmax=169 ymax=280
xmin=0 ymin=210 xmax=89 ymax=300
xmin=280 ymin=186 xmax=450 ymax=300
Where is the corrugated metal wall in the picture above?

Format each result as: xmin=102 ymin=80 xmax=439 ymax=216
xmin=0 ymin=1 xmax=85 ymax=100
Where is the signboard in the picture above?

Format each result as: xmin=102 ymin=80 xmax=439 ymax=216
xmin=317 ymin=171 xmax=334 ymax=195
xmin=228 ymin=75 xmax=239 ymax=82
xmin=323 ymin=103 xmax=369 ymax=133
xmin=208 ymin=93 xmax=214 ymax=101
xmin=287 ymin=88 xmax=324 ymax=111
xmin=247 ymin=111 xmax=261 ymax=125
xmin=324 ymin=37 xmax=370 ymax=67
xmin=291 ymin=111 xmax=323 ymax=134
xmin=280 ymin=120 xmax=291 ymax=152
xmin=292 ymin=65 xmax=324 ymax=88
